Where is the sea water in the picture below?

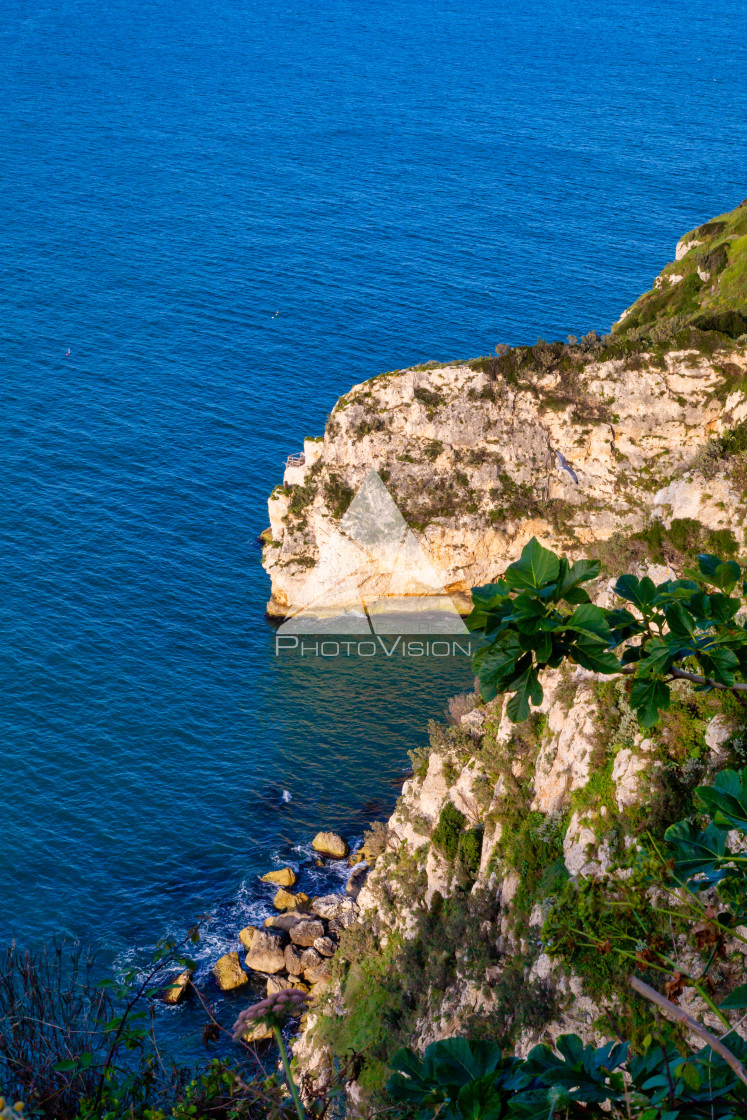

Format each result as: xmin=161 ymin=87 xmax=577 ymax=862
xmin=1 ymin=0 xmax=746 ymax=1045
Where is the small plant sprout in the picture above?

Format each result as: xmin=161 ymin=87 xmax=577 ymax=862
xmin=233 ymin=989 xmax=310 ymax=1120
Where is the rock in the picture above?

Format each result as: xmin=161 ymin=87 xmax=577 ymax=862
xmin=240 ymin=1020 xmax=274 ymax=1044
xmin=238 ymin=926 xmax=259 ymax=951
xmin=328 ymin=910 xmax=357 ymax=935
xmin=162 ymin=969 xmax=192 ymax=1005
xmin=261 ymin=867 xmax=297 ymax=888
xmin=264 ymin=911 xmax=306 ymax=932
xmin=305 ymin=957 xmax=334 ymax=986
xmin=212 ymin=952 xmax=248 ymax=991
xmin=706 ymin=714 xmax=734 ymax=761
xmin=300 ymin=947 xmax=324 ymax=973
xmin=311 ymin=831 xmax=349 ymax=859
xmin=268 ymin=975 xmax=309 ymax=995
xmin=289 ymin=919 xmax=325 ymax=947
xmin=610 ymin=748 xmax=651 ymax=809
xmin=675 ymin=235 xmax=702 ymax=260
xmin=285 ymin=943 xmax=305 ymax=975
xmin=266 ymin=975 xmax=294 ymax=995
xmin=273 ymin=889 xmax=310 ymax=911
xmin=532 ymin=685 xmax=598 ymax=813
xmin=346 ymin=865 xmax=368 ymax=898
xmin=314 ymin=936 xmax=336 ymax=957
xmin=563 ymin=812 xmax=613 ymax=878
xmin=244 ymin=931 xmax=286 ymax=974
xmin=310 ymin=894 xmax=352 ymax=920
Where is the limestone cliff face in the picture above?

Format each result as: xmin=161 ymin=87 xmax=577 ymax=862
xmin=264 ymin=341 xmax=747 ymax=621
xmin=293 ymin=665 xmax=747 ymax=1098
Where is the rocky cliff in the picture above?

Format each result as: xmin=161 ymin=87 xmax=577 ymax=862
xmin=266 ymin=201 xmax=747 ymax=1105
xmin=263 ymin=200 xmax=747 ymax=623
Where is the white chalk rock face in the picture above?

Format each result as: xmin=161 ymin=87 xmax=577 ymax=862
xmin=533 ymin=685 xmax=598 ymax=813
xmin=263 ymin=347 xmax=747 ymax=620
xmin=610 ymin=748 xmax=651 ymax=809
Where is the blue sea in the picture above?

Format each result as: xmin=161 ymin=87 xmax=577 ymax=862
xmin=1 ymin=0 xmax=746 ymax=1045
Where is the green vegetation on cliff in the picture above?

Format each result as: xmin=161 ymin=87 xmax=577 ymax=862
xmin=615 ymin=199 xmax=747 ymax=341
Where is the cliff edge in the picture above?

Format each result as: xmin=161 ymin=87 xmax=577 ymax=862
xmin=263 ymin=200 xmax=747 ymax=623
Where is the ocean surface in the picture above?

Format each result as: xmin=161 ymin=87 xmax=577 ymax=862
xmin=2 ymin=0 xmax=747 ymax=1048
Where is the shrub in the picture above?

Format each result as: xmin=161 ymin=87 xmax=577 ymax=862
xmin=324 ymin=473 xmax=354 ymax=518
xmin=458 ymin=827 xmax=483 ymax=880
xmin=431 ymin=802 xmax=466 ymax=861
xmin=447 ymin=690 xmax=478 ymax=725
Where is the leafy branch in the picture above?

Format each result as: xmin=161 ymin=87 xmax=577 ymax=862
xmin=467 ymin=537 xmax=747 ymax=726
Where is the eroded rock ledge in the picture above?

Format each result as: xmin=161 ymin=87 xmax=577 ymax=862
xmin=264 ymin=346 xmax=747 ymax=620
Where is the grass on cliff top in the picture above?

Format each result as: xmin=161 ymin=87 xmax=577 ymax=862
xmin=614 ymin=198 xmax=747 ymax=340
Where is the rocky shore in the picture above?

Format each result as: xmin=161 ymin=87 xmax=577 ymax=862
xmin=164 ymin=831 xmax=371 ymax=1041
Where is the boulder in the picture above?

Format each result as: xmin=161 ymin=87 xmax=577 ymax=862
xmin=300 ymin=947 xmax=323 ymax=973
xmin=267 ymin=975 xmax=309 ymax=995
xmin=162 ymin=968 xmax=192 ymax=1005
xmin=305 ymin=958 xmax=333 ymax=986
xmin=289 ymin=919 xmax=325 ymax=947
xmin=244 ymin=931 xmax=286 ymax=974
xmin=266 ymin=975 xmax=293 ymax=995
xmin=346 ymin=865 xmax=368 ymax=899
xmin=312 ymin=831 xmax=349 ymax=859
xmin=261 ymin=867 xmax=297 ymax=888
xmin=284 ymin=943 xmax=304 ymax=975
xmin=314 ymin=936 xmax=336 ymax=958
xmin=273 ymin=889 xmax=310 ymax=911
xmin=328 ymin=909 xmax=357 ymax=936
xmin=240 ymin=1020 xmax=274 ymax=1044
xmin=212 ymin=952 xmax=248 ymax=991
xmin=310 ymin=894 xmax=351 ymax=920
xmin=238 ymin=925 xmax=259 ymax=951
xmin=264 ymin=911 xmax=305 ymax=932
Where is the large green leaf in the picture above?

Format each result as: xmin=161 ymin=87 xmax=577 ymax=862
xmin=518 ymin=631 xmax=552 ymax=662
xmin=630 ymin=675 xmax=670 ymax=727
xmin=555 ymin=557 xmax=600 ymax=603
xmin=663 ymin=601 xmax=696 ymax=638
xmin=506 ymin=666 xmax=543 ymax=722
xmin=566 ymin=603 xmax=614 ymax=644
xmin=719 ymin=984 xmax=747 ymax=1010
xmin=692 ymin=554 xmax=742 ymax=592
xmin=569 ymin=638 xmax=620 ymax=675
xmin=699 ymin=644 xmax=739 ymax=686
xmin=456 ymin=1076 xmax=510 ymax=1120
xmin=639 ymin=635 xmax=689 ymax=676
xmin=387 ymin=1038 xmax=510 ymax=1108
xmin=663 ymin=819 xmax=731 ymax=887
xmin=503 ymin=537 xmax=560 ymax=592
xmin=615 ymin=574 xmax=656 ymax=612
xmin=696 ymin=768 xmax=747 ymax=831
xmin=521 ymin=1036 xmax=627 ymax=1105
